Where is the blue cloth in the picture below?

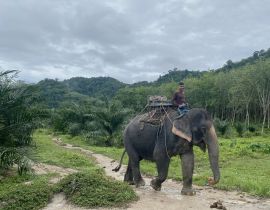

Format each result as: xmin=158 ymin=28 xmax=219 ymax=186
xmin=178 ymin=104 xmax=189 ymax=117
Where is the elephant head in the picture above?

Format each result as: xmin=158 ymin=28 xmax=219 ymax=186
xmin=172 ymin=108 xmax=220 ymax=184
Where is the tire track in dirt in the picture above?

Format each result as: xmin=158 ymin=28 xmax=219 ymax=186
xmin=44 ymin=137 xmax=270 ymax=210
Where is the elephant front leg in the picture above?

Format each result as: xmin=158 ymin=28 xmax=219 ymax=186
xmin=180 ymin=151 xmax=196 ymax=195
xmin=150 ymin=157 xmax=170 ymax=191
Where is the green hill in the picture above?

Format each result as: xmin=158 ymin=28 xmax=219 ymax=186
xmin=217 ymin=48 xmax=270 ymax=72
xmin=154 ymin=68 xmax=202 ymax=84
xmin=33 ymin=78 xmax=99 ymax=108
xmin=63 ymin=77 xmax=126 ymax=98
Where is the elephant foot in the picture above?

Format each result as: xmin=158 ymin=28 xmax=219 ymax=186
xmin=124 ymin=177 xmax=135 ymax=185
xmin=181 ymin=187 xmax=196 ymax=196
xmin=135 ymin=179 xmax=145 ymax=188
xmin=126 ymin=180 xmax=135 ymax=185
xmin=150 ymin=179 xmax=161 ymax=191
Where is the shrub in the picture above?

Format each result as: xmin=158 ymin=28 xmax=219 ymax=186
xmin=248 ymin=126 xmax=256 ymax=133
xmin=242 ymin=131 xmax=253 ymax=138
xmin=248 ymin=143 xmax=270 ymax=154
xmin=235 ymin=123 xmax=245 ymax=137
xmin=58 ymin=172 xmax=137 ymax=208
xmin=223 ymin=125 xmax=237 ymax=138
xmin=214 ymin=118 xmax=230 ymax=136
xmin=0 ymin=148 xmax=33 ymax=175
xmin=111 ymin=132 xmax=123 ymax=147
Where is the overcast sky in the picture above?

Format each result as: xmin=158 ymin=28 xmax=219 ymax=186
xmin=0 ymin=0 xmax=270 ymax=84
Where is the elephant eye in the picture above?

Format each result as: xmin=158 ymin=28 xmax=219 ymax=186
xmin=201 ymin=127 xmax=207 ymax=135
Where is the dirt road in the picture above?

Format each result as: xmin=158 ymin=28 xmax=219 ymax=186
xmin=43 ymin=138 xmax=270 ymax=210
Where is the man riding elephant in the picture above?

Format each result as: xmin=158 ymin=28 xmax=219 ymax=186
xmin=172 ymin=81 xmax=189 ymax=117
xmin=113 ymin=107 xmax=220 ymax=196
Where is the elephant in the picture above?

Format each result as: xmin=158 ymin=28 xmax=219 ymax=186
xmin=113 ymin=108 xmax=220 ymax=195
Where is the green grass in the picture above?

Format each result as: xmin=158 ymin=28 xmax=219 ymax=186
xmin=59 ymin=172 xmax=138 ymax=208
xmin=33 ymin=130 xmax=98 ymax=171
xmin=0 ymin=173 xmax=54 ymax=210
xmin=0 ymin=129 xmax=137 ymax=209
xmin=59 ymin=133 xmax=270 ymax=197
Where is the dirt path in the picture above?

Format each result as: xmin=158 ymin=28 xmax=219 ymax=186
xmin=44 ymin=138 xmax=270 ymax=210
xmin=33 ymin=162 xmax=77 ymax=184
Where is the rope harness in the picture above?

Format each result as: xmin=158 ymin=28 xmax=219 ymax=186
xmin=161 ymin=105 xmax=173 ymax=159
xmin=138 ymin=104 xmax=191 ymax=159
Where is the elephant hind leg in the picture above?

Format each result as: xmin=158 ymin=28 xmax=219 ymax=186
xmin=151 ymin=156 xmax=170 ymax=191
xmin=124 ymin=158 xmax=145 ymax=187
xmin=124 ymin=160 xmax=134 ymax=185
xmin=125 ymin=148 xmax=145 ymax=187
xmin=130 ymin=159 xmax=145 ymax=187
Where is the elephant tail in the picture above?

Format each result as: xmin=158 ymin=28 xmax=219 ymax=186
xmin=112 ymin=150 xmax=126 ymax=172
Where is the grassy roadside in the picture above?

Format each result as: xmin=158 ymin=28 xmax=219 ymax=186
xmin=59 ymin=133 xmax=270 ymax=197
xmin=0 ymin=129 xmax=137 ymax=210
xmin=0 ymin=173 xmax=54 ymax=210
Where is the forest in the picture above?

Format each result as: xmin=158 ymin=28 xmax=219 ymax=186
xmin=30 ymin=50 xmax=270 ymax=141
xmin=0 ymin=49 xmax=270 ymax=209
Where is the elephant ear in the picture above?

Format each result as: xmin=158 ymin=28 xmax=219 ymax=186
xmin=172 ymin=118 xmax=192 ymax=142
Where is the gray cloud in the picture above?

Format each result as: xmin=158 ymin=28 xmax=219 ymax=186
xmin=0 ymin=0 xmax=270 ymax=83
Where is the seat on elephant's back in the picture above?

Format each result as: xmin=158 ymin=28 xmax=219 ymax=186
xmin=140 ymin=95 xmax=175 ymax=126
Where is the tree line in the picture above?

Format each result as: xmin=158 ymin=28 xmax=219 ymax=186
xmin=185 ymin=58 xmax=270 ymax=133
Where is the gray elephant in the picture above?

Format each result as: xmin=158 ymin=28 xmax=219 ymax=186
xmin=114 ymin=108 xmax=220 ymax=195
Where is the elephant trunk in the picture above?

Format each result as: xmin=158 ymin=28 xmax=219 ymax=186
xmin=206 ymin=125 xmax=220 ymax=184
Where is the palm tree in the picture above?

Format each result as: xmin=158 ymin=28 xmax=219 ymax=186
xmin=0 ymin=70 xmax=35 ymax=175
xmin=92 ymin=100 xmax=131 ymax=146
